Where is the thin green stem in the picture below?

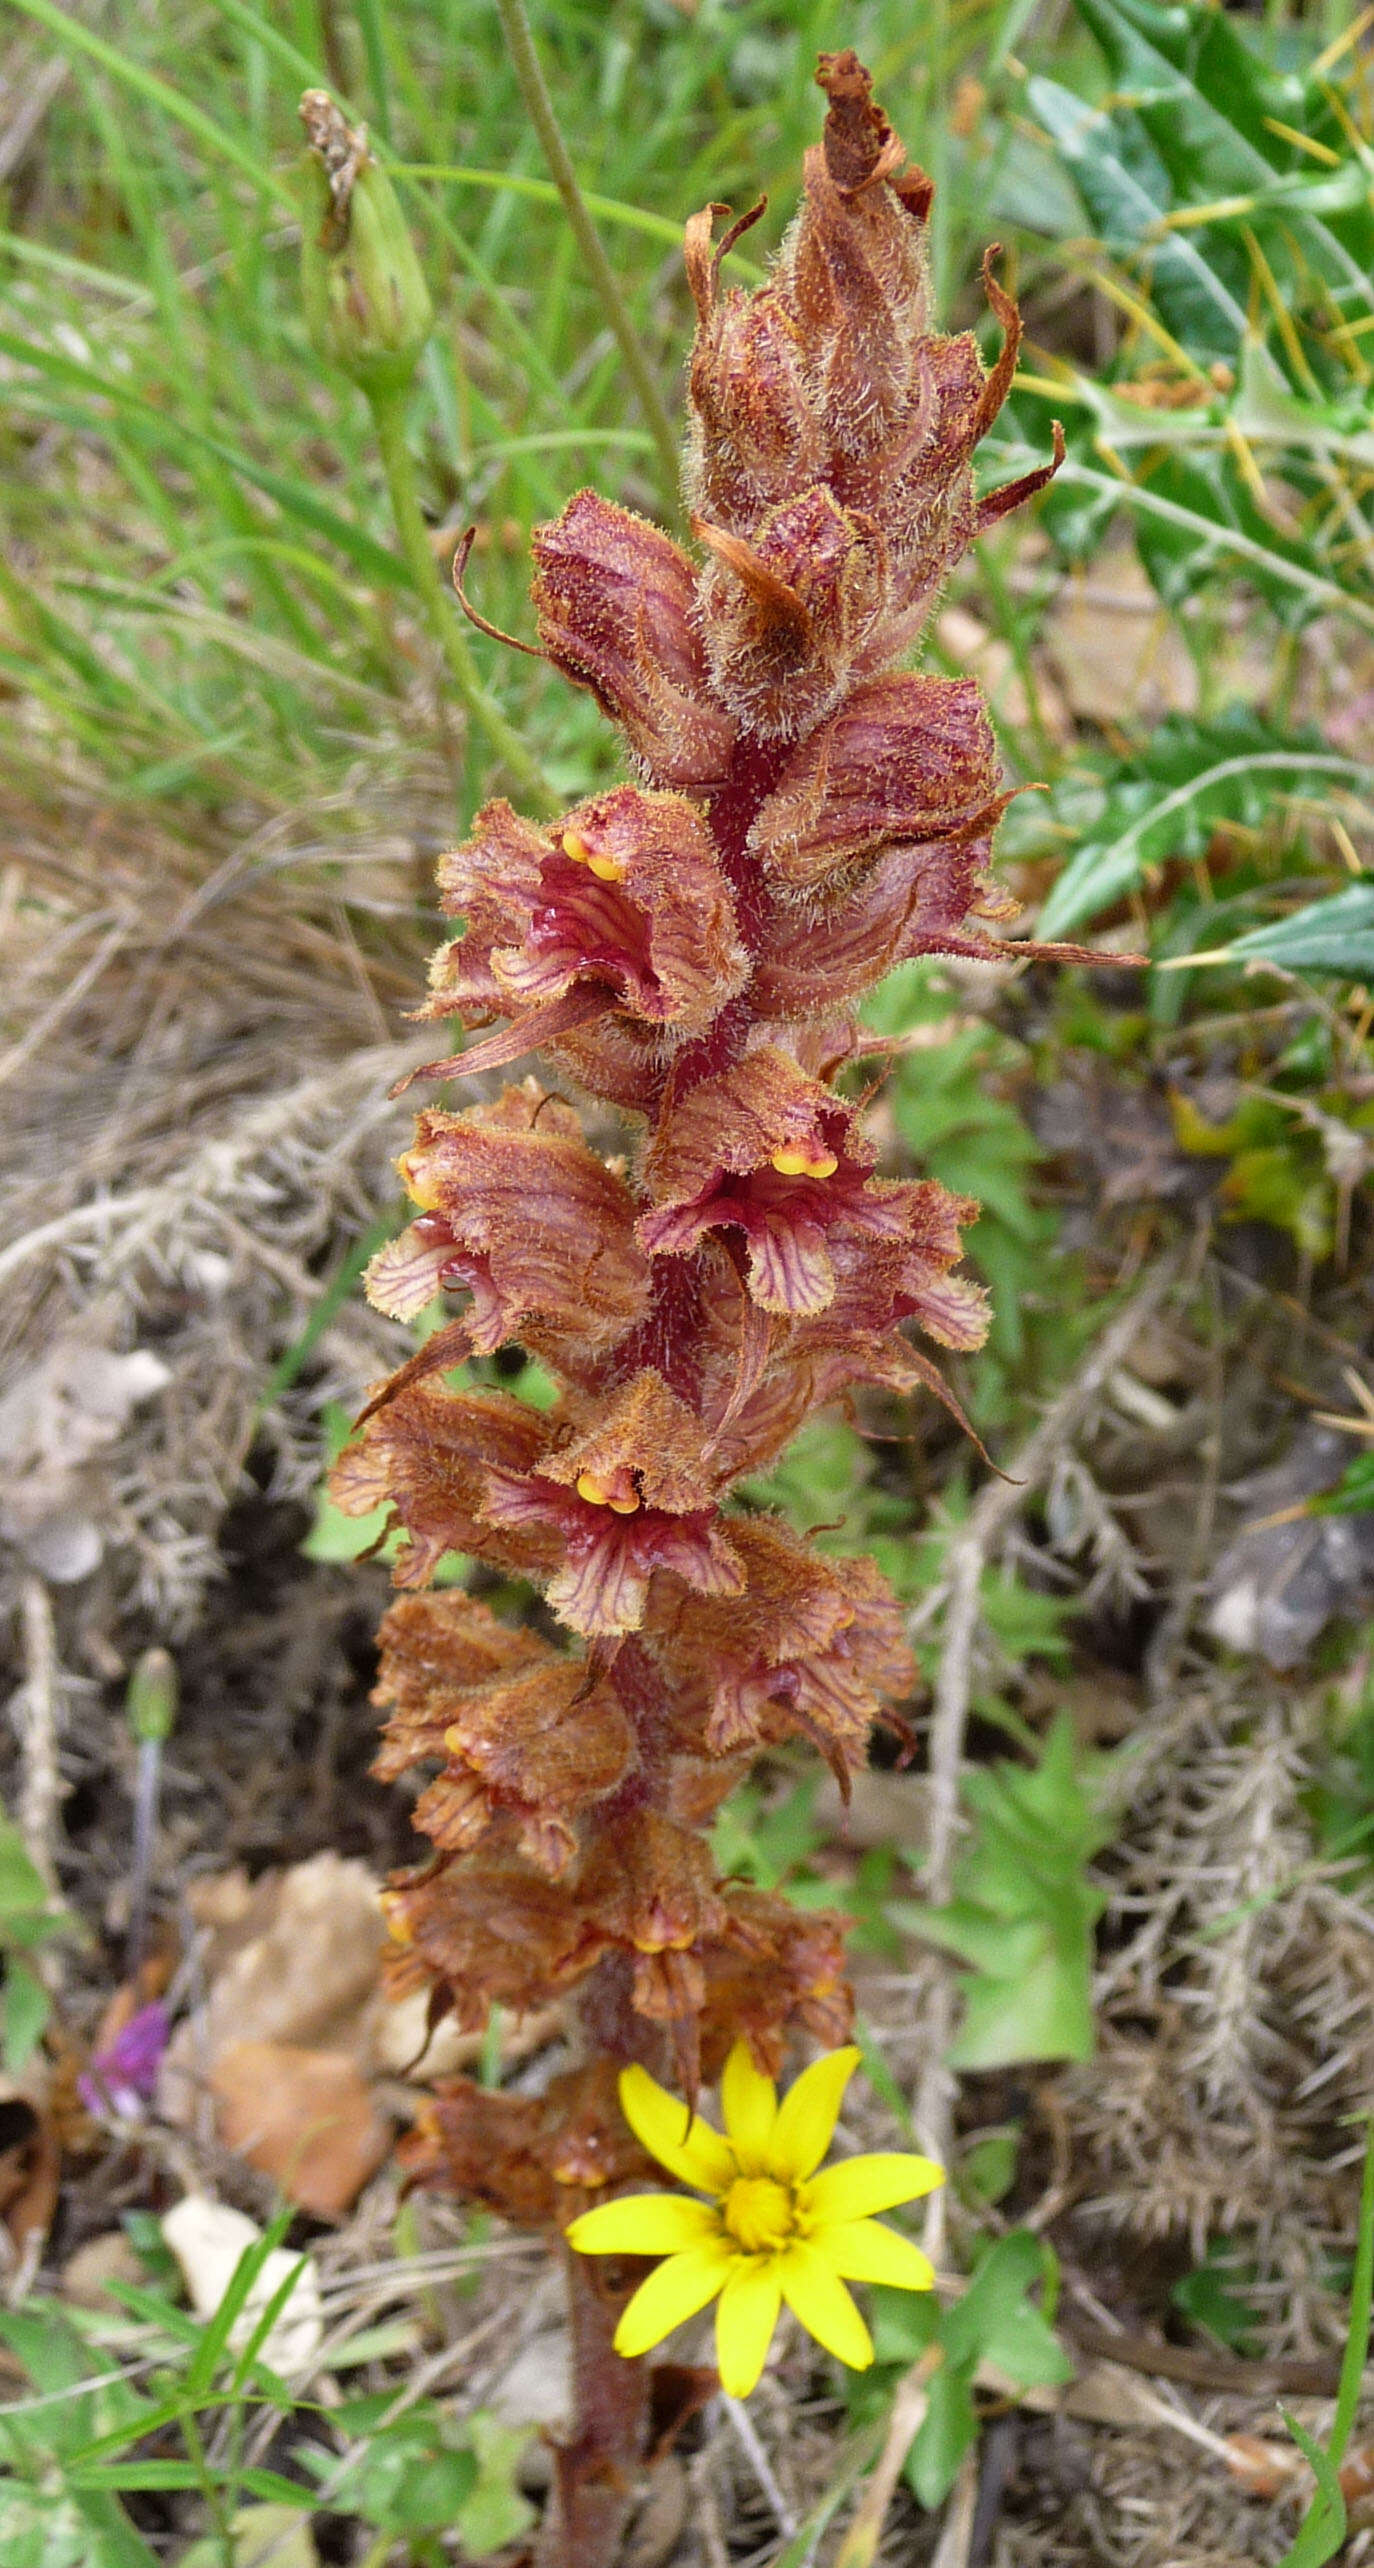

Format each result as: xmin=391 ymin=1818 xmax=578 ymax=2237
xmin=368 ymin=384 xmax=556 ymax=814
xmin=177 ymin=2400 xmax=235 ymax=2568
xmin=493 ymin=0 xmax=683 ymax=526
xmin=369 ymin=382 xmax=559 ymax=811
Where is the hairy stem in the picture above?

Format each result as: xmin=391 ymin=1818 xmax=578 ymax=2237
xmin=493 ymin=0 xmax=683 ymax=524
xmin=369 ymin=382 xmax=555 ymax=811
xmin=537 ymin=2245 xmax=650 ymax=2568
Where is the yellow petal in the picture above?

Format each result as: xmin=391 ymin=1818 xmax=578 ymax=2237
xmin=715 ymin=2257 xmax=783 ymax=2398
xmin=613 ymin=2240 xmax=737 ymax=2359
xmin=720 ymin=2041 xmax=778 ymax=2173
xmin=816 ymin=2218 xmax=935 ymax=2292
xmin=778 ymin=2240 xmax=873 ymax=2371
xmin=567 ymin=2193 xmax=722 ymax=2257
xmin=803 ymin=2150 xmax=945 ymax=2225
xmin=766 ymin=2045 xmax=862 ymax=2181
xmin=618 ymin=2063 xmax=737 ymax=2193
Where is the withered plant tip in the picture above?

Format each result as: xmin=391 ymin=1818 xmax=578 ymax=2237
xmin=334 ymin=50 xmax=1082 ymax=2564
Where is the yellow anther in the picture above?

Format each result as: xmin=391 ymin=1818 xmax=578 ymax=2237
xmin=586 ymin=851 xmax=626 ymax=882
xmin=397 ymin=1149 xmax=444 ymax=1210
xmin=576 ymin=1468 xmax=641 ymax=1513
xmin=562 ymin=829 xmax=592 ymax=865
xmin=770 ymin=1144 xmax=837 ymax=1179
xmin=379 ymin=1893 xmax=414 ymax=1946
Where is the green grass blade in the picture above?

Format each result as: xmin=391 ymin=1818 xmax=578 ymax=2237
xmin=6 ymin=0 xmax=295 ymax=207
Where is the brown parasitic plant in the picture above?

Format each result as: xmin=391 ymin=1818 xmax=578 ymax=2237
xmin=328 ymin=52 xmax=1097 ymax=2566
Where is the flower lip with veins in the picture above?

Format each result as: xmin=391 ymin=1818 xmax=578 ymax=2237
xmin=425 ymin=789 xmax=748 ymax=1048
xmin=567 ymin=2039 xmax=942 ymax=2396
xmin=639 ymin=1048 xmax=917 ymax=1319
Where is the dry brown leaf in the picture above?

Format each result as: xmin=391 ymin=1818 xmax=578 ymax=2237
xmin=160 ymin=1852 xmax=387 ymax=2128
xmin=0 ymin=2092 xmax=59 ymax=2262
xmin=208 ymin=2039 xmax=392 ymax=2218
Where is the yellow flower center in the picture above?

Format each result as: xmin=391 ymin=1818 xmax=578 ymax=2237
xmin=769 ymin=1145 xmax=839 ymax=1179
xmin=722 ymin=2175 xmax=797 ymax=2254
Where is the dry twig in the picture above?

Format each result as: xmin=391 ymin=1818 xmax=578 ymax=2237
xmin=916 ymin=1251 xmax=1183 ymax=2261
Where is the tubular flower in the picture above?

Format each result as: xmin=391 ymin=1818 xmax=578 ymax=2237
xmin=567 ymin=2041 xmax=942 ymax=2396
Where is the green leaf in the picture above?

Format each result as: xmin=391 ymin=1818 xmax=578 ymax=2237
xmin=181 ymin=2210 xmax=298 ymax=2401
xmin=892 ymin=1717 xmax=1112 ymax=2067
xmin=1275 ymin=2121 xmax=1374 ymax=2567
xmin=1311 ymin=1454 xmax=1374 ymax=1520
xmin=3 ymin=1959 xmax=50 ymax=2071
xmin=904 ymin=2359 xmax=977 ymax=2509
xmin=1038 ymin=711 xmax=1363 ymax=940
xmin=0 ymin=1815 xmax=54 ymax=1924
xmin=942 ymin=2234 xmax=1072 ymax=2388
xmin=455 ymin=2413 xmax=536 ymax=2557
xmin=1217 ymin=887 xmax=1374 ymax=978
xmin=1171 ymin=2239 xmax=1263 ymax=2354
xmin=178 ymin=2506 xmax=319 ymax=2568
xmin=1028 ymin=74 xmax=1247 ymax=354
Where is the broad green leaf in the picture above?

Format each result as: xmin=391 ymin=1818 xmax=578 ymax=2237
xmin=455 ymin=2414 xmax=536 ymax=2557
xmin=892 ymin=1717 xmax=1113 ymax=2067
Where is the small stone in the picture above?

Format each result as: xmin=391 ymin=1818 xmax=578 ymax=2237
xmin=62 ymin=2230 xmax=144 ymax=2309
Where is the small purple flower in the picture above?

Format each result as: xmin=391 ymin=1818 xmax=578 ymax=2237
xmin=79 ymin=1999 xmax=170 ymax=2119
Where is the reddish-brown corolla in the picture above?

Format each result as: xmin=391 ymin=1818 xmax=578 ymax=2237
xmin=337 ymin=54 xmax=1076 ymax=2562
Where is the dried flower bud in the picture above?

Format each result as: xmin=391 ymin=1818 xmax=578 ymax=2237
xmin=747 ymin=673 xmax=1002 ymax=888
xmin=330 ymin=1381 xmax=557 ymax=1589
xmin=297 ymin=93 xmax=432 ymax=395
xmin=397 ymin=2060 xmax=652 ymax=2229
xmin=694 ymin=487 xmax=885 ymax=740
xmin=532 ymin=491 xmax=735 ymax=788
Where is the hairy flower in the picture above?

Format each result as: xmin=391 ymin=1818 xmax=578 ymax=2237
xmin=483 ymin=1370 xmax=746 ymax=1635
xmin=568 ymin=2042 xmax=942 ymax=2395
xmin=640 ymin=1043 xmax=959 ymax=1319
xmin=368 ymin=1083 xmax=650 ymax=1357
xmin=372 ymin=1592 xmax=634 ymax=1876
xmin=652 ymin=1517 xmax=914 ymax=1787
xmin=531 ymin=491 xmax=735 ymax=789
xmin=407 ymin=789 xmax=750 ymax=1092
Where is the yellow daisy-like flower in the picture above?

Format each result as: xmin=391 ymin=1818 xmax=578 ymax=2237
xmin=566 ymin=2042 xmax=943 ymax=2398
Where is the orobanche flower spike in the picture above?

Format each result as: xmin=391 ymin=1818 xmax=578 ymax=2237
xmin=342 ymin=47 xmax=1086 ymax=2568
xmin=568 ymin=2042 xmax=943 ymax=2397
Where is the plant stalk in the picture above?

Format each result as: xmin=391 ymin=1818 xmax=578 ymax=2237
xmin=493 ymin=0 xmax=682 ymax=525
xmin=368 ymin=383 xmax=556 ymax=812
xmin=537 ymin=2244 xmax=649 ymax=2568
